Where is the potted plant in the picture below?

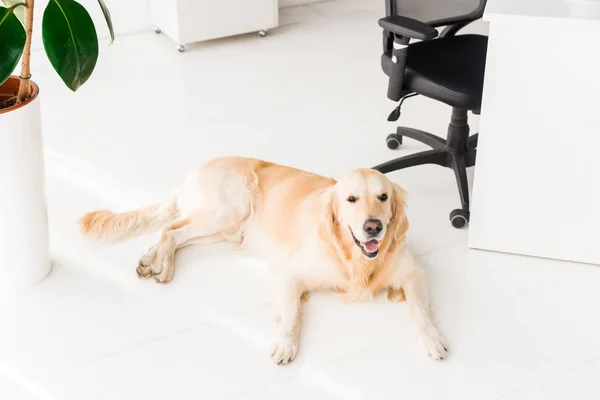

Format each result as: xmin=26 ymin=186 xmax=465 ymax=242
xmin=0 ymin=0 xmax=113 ymax=290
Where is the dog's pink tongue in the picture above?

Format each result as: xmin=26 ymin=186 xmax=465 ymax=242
xmin=364 ymin=240 xmax=380 ymax=253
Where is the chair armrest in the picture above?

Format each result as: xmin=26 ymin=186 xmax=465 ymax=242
xmin=378 ymin=15 xmax=438 ymax=40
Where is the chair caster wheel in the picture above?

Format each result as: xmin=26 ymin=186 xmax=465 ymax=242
xmin=176 ymin=44 xmax=185 ymax=52
xmin=259 ymin=30 xmax=267 ymax=37
xmin=154 ymin=26 xmax=161 ymax=34
xmin=450 ymin=209 xmax=469 ymax=229
xmin=386 ymin=134 xmax=402 ymax=150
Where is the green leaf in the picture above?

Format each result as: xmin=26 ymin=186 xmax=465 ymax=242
xmin=0 ymin=0 xmax=24 ymax=25
xmin=0 ymin=4 xmax=26 ymax=87
xmin=97 ymin=0 xmax=114 ymax=45
xmin=42 ymin=0 xmax=99 ymax=91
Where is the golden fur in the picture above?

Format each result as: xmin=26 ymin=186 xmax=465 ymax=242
xmin=79 ymin=157 xmax=447 ymax=364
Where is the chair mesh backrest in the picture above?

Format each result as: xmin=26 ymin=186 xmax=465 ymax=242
xmin=387 ymin=0 xmax=486 ymax=26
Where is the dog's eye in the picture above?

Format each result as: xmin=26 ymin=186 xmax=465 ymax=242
xmin=347 ymin=196 xmax=357 ymax=203
xmin=378 ymin=193 xmax=388 ymax=202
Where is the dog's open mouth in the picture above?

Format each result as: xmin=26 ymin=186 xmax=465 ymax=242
xmin=350 ymin=228 xmax=380 ymax=259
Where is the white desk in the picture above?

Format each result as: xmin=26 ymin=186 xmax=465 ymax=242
xmin=469 ymin=0 xmax=600 ymax=265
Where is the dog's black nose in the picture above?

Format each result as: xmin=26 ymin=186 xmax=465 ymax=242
xmin=363 ymin=219 xmax=383 ymax=237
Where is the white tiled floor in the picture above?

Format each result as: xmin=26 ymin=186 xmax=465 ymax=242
xmin=2 ymin=1 xmax=600 ymax=399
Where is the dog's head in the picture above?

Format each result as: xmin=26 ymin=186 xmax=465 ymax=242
xmin=321 ymin=169 xmax=408 ymax=260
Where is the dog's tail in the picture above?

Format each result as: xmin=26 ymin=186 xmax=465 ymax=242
xmin=78 ymin=202 xmax=178 ymax=242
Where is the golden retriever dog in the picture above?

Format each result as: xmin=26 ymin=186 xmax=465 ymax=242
xmin=79 ymin=157 xmax=447 ymax=364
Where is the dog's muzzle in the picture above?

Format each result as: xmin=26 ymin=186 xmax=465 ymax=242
xmin=350 ymin=227 xmax=380 ymax=259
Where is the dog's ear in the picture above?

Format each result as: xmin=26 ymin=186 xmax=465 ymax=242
xmin=319 ymin=188 xmax=339 ymax=242
xmin=390 ymin=183 xmax=409 ymax=242
xmin=318 ymin=188 xmax=349 ymax=262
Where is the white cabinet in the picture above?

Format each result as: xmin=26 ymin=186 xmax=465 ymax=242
xmin=149 ymin=0 xmax=279 ymax=51
xmin=468 ymin=0 xmax=600 ymax=265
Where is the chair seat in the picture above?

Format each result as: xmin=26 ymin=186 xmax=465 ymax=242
xmin=382 ymin=34 xmax=488 ymax=110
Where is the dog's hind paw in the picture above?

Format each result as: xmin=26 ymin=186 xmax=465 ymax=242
xmin=136 ymin=245 xmax=158 ymax=279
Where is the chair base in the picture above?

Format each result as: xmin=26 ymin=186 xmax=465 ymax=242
xmin=373 ymin=108 xmax=477 ymax=228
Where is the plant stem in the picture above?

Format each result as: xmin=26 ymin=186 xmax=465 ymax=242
xmin=16 ymin=0 xmax=34 ymax=104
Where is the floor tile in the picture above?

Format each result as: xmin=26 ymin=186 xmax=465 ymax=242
xmin=233 ymin=375 xmax=360 ymax=400
xmin=36 ymin=323 xmax=297 ymax=400
xmin=0 ymin=372 xmax=45 ymax=400
xmin=228 ymin=292 xmax=417 ymax=369
xmin=310 ymin=266 xmax=600 ymax=400
xmin=500 ymin=357 xmax=600 ymax=400
xmin=417 ymin=243 xmax=589 ymax=319
xmin=279 ymin=3 xmax=330 ymax=26
xmin=0 ymin=266 xmax=202 ymax=378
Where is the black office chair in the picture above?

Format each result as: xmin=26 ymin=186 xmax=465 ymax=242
xmin=373 ymin=0 xmax=488 ymax=228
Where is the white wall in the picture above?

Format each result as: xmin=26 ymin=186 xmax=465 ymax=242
xmin=279 ymin=0 xmax=323 ymax=6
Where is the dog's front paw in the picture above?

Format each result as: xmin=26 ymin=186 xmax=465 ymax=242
xmin=271 ymin=333 xmax=299 ymax=365
xmin=418 ymin=329 xmax=448 ymax=361
xmin=136 ymin=259 xmax=153 ymax=279
xmin=153 ymin=254 xmax=175 ymax=284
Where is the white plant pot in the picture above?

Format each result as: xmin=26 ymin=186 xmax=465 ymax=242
xmin=0 ymin=77 xmax=52 ymax=290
